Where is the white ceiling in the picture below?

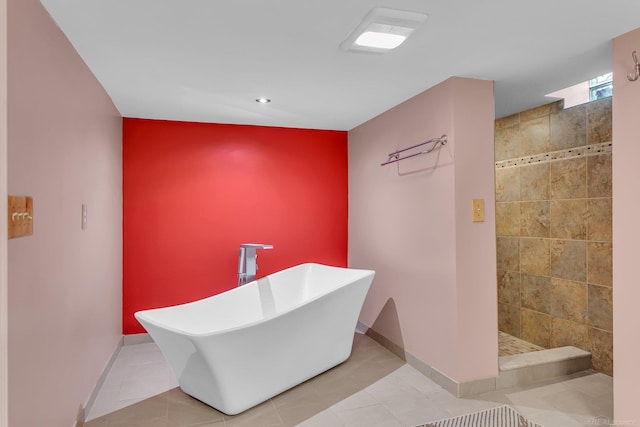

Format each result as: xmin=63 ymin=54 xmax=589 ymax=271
xmin=39 ymin=0 xmax=640 ymax=131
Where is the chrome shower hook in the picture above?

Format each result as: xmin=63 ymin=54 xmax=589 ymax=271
xmin=628 ymin=50 xmax=639 ymax=82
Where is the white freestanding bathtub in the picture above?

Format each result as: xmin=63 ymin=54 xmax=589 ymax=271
xmin=134 ymin=263 xmax=374 ymax=415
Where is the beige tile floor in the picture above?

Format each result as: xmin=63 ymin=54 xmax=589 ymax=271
xmin=84 ymin=333 xmax=613 ymax=427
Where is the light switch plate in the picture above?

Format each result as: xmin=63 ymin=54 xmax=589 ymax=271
xmin=472 ymin=199 xmax=485 ymax=222
xmin=8 ymin=196 xmax=34 ymax=238
xmin=82 ymin=204 xmax=87 ymax=230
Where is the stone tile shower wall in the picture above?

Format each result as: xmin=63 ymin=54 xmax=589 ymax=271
xmin=495 ymin=98 xmax=613 ymax=375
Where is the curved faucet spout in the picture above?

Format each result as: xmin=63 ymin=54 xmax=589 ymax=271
xmin=237 ymin=243 xmax=274 ymax=286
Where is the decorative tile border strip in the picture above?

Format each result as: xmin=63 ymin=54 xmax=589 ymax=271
xmin=495 ymin=142 xmax=612 ymax=169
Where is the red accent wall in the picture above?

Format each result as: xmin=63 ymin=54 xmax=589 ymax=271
xmin=123 ymin=118 xmax=348 ymax=334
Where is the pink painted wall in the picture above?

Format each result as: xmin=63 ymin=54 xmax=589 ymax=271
xmin=349 ymin=77 xmax=497 ymax=383
xmin=451 ymin=79 xmax=499 ymax=380
xmin=612 ymin=27 xmax=640 ymax=427
xmin=7 ymin=0 xmax=122 ymax=426
xmin=0 ymin=0 xmax=7 ymax=425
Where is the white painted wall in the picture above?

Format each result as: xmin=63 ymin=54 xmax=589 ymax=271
xmin=7 ymin=0 xmax=122 ymax=425
xmin=349 ymin=77 xmax=497 ymax=383
xmin=612 ymin=27 xmax=640 ymax=427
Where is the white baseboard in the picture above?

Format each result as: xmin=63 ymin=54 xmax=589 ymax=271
xmin=123 ymin=333 xmax=153 ymax=346
xmin=403 ymin=351 xmax=496 ymax=397
xmin=359 ymin=323 xmax=496 ymax=398
xmin=80 ymin=337 xmax=123 ymax=423
xmin=355 ymin=320 xmax=369 ymax=334
xmin=77 ymin=333 xmax=156 ymax=425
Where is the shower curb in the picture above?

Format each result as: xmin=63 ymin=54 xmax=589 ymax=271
xmin=496 ymin=346 xmax=592 ymax=389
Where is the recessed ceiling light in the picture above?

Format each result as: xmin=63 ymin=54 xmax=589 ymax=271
xmin=256 ymin=97 xmax=271 ymax=104
xmin=340 ymin=8 xmax=428 ymax=54
xmin=355 ymin=31 xmax=407 ymax=50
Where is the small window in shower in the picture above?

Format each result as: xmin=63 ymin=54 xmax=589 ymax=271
xmin=588 ymin=73 xmax=613 ymax=101
xmin=546 ymin=72 xmax=613 ymax=109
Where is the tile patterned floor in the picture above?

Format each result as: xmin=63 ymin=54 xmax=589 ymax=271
xmin=85 ymin=333 xmax=612 ymax=427
xmin=498 ymin=331 xmax=545 ymax=356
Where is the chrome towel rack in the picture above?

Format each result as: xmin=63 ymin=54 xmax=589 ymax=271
xmin=381 ymin=135 xmax=447 ymax=166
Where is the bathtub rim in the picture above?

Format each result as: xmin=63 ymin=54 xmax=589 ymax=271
xmin=134 ymin=262 xmax=374 ymax=338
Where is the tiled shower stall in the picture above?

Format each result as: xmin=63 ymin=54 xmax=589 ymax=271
xmin=495 ymin=98 xmax=613 ymax=375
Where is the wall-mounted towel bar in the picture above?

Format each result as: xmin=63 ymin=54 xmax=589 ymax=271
xmin=381 ymin=135 xmax=447 ymax=166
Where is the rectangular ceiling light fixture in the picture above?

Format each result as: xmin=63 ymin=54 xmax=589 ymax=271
xmin=340 ymin=7 xmax=428 ymax=54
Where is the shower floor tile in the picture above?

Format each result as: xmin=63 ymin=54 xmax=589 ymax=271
xmin=499 ymin=331 xmax=545 ymax=356
xmin=84 ymin=333 xmax=611 ymax=427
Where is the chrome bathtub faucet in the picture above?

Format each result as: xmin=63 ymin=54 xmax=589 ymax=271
xmin=237 ymin=243 xmax=273 ymax=286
